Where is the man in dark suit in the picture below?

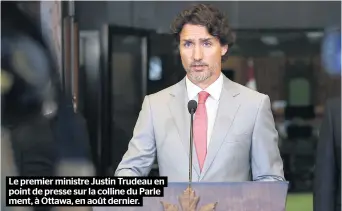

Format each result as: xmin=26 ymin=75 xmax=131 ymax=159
xmin=314 ymin=98 xmax=341 ymax=211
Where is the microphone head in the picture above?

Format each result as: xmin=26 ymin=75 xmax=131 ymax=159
xmin=188 ymin=100 xmax=197 ymax=114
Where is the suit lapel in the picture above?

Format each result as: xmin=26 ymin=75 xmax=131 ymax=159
xmin=168 ymin=79 xmax=201 ymax=177
xmin=200 ymin=76 xmax=241 ymax=180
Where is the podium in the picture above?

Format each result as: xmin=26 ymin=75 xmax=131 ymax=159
xmin=93 ymin=182 xmax=289 ymax=211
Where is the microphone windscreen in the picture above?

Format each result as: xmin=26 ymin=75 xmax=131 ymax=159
xmin=188 ymin=100 xmax=197 ymax=114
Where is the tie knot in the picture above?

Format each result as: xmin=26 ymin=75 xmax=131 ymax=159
xmin=198 ymin=91 xmax=210 ymax=104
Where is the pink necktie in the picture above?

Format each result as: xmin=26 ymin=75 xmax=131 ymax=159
xmin=193 ymin=91 xmax=210 ymax=171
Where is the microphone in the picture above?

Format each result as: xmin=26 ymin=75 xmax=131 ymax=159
xmin=187 ymin=100 xmax=197 ymax=186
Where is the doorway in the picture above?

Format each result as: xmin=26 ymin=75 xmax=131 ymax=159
xmin=100 ymin=25 xmax=151 ymax=175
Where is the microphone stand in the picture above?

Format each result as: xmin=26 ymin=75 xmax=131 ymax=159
xmin=189 ymin=111 xmax=194 ymax=189
xmin=186 ymin=100 xmax=197 ymax=210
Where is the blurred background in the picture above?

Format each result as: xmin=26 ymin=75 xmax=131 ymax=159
xmin=2 ymin=1 xmax=341 ymax=211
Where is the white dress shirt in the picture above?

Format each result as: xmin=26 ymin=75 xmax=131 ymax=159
xmin=185 ymin=73 xmax=223 ymax=149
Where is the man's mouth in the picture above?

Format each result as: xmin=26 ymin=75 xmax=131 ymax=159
xmin=191 ymin=65 xmax=206 ymax=71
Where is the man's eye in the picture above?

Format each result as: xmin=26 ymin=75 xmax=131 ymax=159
xmin=203 ymin=42 xmax=212 ymax=47
xmin=184 ymin=42 xmax=192 ymax=47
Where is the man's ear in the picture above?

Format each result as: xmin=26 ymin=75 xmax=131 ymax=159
xmin=221 ymin=44 xmax=228 ymax=56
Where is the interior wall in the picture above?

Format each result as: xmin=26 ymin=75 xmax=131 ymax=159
xmin=75 ymin=1 xmax=341 ymax=31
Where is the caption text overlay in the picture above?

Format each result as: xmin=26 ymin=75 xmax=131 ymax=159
xmin=6 ymin=176 xmax=168 ymax=206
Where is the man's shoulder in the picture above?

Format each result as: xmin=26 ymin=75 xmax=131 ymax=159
xmin=326 ymin=97 xmax=341 ymax=109
xmin=326 ymin=97 xmax=341 ymax=117
xmin=230 ymin=80 xmax=268 ymax=104
xmin=146 ymin=82 xmax=181 ymax=102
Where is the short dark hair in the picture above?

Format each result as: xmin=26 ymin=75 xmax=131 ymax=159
xmin=170 ymin=3 xmax=235 ymax=61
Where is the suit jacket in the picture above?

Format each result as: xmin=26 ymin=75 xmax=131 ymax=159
xmin=50 ymin=98 xmax=92 ymax=162
xmin=314 ymin=98 xmax=341 ymax=211
xmin=115 ymin=75 xmax=284 ymax=182
xmin=11 ymin=98 xmax=93 ymax=177
xmin=11 ymin=116 xmax=57 ymax=177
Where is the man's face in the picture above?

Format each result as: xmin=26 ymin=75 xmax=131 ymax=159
xmin=179 ymin=24 xmax=228 ymax=83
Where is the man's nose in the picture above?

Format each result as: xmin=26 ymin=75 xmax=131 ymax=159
xmin=192 ymin=45 xmax=203 ymax=61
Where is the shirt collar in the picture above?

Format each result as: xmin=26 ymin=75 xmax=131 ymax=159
xmin=185 ymin=73 xmax=223 ymax=101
